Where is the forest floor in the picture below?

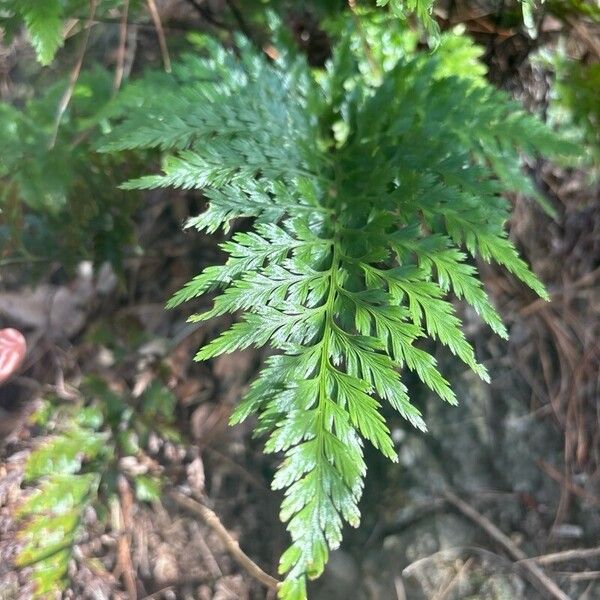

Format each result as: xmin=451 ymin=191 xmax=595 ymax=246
xmin=1 ymin=3 xmax=599 ymax=599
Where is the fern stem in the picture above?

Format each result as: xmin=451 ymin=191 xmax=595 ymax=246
xmin=317 ymin=241 xmax=340 ymax=426
xmin=313 ymin=187 xmax=343 ymax=494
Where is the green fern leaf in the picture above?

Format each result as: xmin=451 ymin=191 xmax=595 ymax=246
xmin=109 ymin=18 xmax=573 ymax=598
xmin=16 ymin=0 xmax=64 ymax=65
xmin=377 ymin=0 xmax=440 ymax=36
xmin=18 ymin=432 xmax=103 ymax=598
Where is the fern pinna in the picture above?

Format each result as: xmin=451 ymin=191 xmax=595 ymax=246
xmin=105 ymin=19 xmax=571 ymax=600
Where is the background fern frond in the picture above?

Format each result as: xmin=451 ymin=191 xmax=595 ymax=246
xmin=16 ymin=406 xmax=107 ymax=598
xmin=11 ymin=0 xmax=64 ymax=65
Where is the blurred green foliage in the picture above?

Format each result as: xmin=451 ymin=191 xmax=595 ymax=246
xmin=0 ymin=67 xmax=140 ymax=272
xmin=17 ymin=378 xmax=176 ymax=597
xmin=547 ymin=0 xmax=600 ymax=23
xmin=554 ymin=59 xmax=600 ymax=166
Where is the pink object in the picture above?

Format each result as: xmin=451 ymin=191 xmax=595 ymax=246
xmin=0 ymin=328 xmax=27 ymax=384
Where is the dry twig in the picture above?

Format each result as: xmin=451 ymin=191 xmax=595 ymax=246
xmin=115 ymin=476 xmax=138 ymax=600
xmin=558 ymin=570 xmax=600 ymax=582
xmin=170 ymin=490 xmax=280 ymax=591
xmin=146 ymin=0 xmax=171 ymax=72
xmin=442 ymin=488 xmax=571 ymax=600
xmin=139 ymin=576 xmax=209 ymax=600
xmin=528 ymin=546 xmax=600 ymax=566
xmin=432 ymin=557 xmax=474 ymax=600
xmin=114 ymin=0 xmax=130 ymax=90
xmin=536 ymin=460 xmax=600 ymax=509
xmin=50 ymin=0 xmax=98 ymax=148
xmin=394 ymin=575 xmax=407 ymax=600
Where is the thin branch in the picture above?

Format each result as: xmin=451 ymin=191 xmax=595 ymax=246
xmin=113 ymin=0 xmax=129 ymax=91
xmin=116 ymin=476 xmax=137 ymax=600
xmin=70 ymin=14 xmax=196 ymax=31
xmin=169 ymin=490 xmax=280 ymax=591
xmin=527 ymin=546 xmax=600 ymax=566
xmin=442 ymin=488 xmax=571 ymax=600
xmin=403 ymin=546 xmax=516 ymax=579
xmin=558 ymin=571 xmax=600 ymax=582
xmin=146 ymin=0 xmax=171 ymax=72
xmin=140 ymin=576 xmax=210 ymax=600
xmin=432 ymin=557 xmax=474 ymax=600
xmin=0 ymin=256 xmax=50 ymax=268
xmin=536 ymin=459 xmax=600 ymax=509
xmin=49 ymin=0 xmax=98 ymax=148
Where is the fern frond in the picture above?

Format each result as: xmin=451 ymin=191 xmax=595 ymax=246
xmin=16 ymin=409 xmax=107 ymax=598
xmin=12 ymin=0 xmax=64 ymax=65
xmin=377 ymin=0 xmax=440 ymax=37
xmin=16 ymin=473 xmax=100 ymax=595
xmin=109 ymin=20 xmax=573 ymax=598
xmin=16 ymin=379 xmax=177 ymax=597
